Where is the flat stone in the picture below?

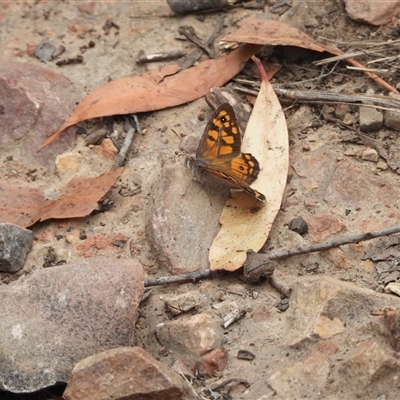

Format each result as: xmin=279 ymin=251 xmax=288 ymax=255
xmin=286 ymin=276 xmax=400 ymax=347
xmin=313 ymin=315 xmax=345 ymax=339
xmin=0 ymin=223 xmax=32 ymax=272
xmin=305 ymin=214 xmax=347 ymax=243
xmin=0 ymin=61 xmax=78 ymax=166
xmin=267 ymin=351 xmax=330 ymax=398
xmin=359 ymin=106 xmax=383 ymax=132
xmin=194 ymin=347 xmax=229 ymax=377
xmin=0 ymin=257 xmax=144 ymax=393
xmin=382 ymin=307 xmax=400 ymax=352
xmin=63 ymin=347 xmax=197 ymax=400
xmin=55 ymin=152 xmax=84 ymax=177
xmin=344 ymin=0 xmax=400 ymax=25
xmin=339 ymin=340 xmax=399 ymax=393
xmin=146 ymin=161 xmax=229 ymax=274
xmin=165 ymin=291 xmax=203 ymax=316
xmin=324 ymin=159 xmax=400 ymax=211
xmin=361 ymin=147 xmax=379 ymax=162
xmin=156 ymin=312 xmax=223 ymax=366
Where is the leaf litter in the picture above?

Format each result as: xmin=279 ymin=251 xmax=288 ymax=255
xmin=0 ymin=167 xmax=124 ymax=228
xmin=40 ymin=43 xmax=261 ymax=149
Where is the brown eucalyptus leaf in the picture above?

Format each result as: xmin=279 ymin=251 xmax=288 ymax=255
xmin=41 ymin=44 xmax=262 ymax=149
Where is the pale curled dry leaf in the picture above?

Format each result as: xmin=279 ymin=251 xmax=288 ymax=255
xmin=209 ymin=60 xmax=289 ymax=271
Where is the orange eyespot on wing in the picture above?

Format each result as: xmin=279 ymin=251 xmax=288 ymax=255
xmin=230 ymin=153 xmax=260 ymax=184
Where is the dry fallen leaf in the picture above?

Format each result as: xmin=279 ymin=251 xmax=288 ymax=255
xmin=41 ymin=44 xmax=262 ymax=149
xmin=222 ymin=17 xmax=397 ymax=93
xmin=209 ymin=57 xmax=289 ymax=271
xmin=0 ymin=167 xmax=124 ymax=228
xmin=222 ymin=18 xmax=331 ymax=53
xmin=0 ymin=186 xmax=52 ymax=228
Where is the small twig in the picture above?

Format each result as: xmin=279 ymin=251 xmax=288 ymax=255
xmin=113 ymin=115 xmax=140 ymax=168
xmin=178 ymin=17 xmax=224 ymax=69
xmin=270 ymin=275 xmax=292 ymax=298
xmin=268 ymin=226 xmax=400 ymax=260
xmin=144 ymin=225 xmax=400 ymax=287
xmin=347 ymin=66 xmax=389 ymax=73
xmin=137 ymin=50 xmax=185 ymax=64
xmin=144 ymin=269 xmax=212 ymax=287
xmin=133 ymin=114 xmax=142 ymax=134
xmin=113 ymin=127 xmax=135 ymax=168
xmin=314 ymin=51 xmax=372 ymax=66
xmin=178 ymin=26 xmax=216 ymax=58
xmin=209 ymin=378 xmax=250 ymax=391
xmin=234 ymin=83 xmax=400 ymax=112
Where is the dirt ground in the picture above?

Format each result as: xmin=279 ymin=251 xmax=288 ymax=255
xmin=2 ymin=0 xmax=400 ymax=399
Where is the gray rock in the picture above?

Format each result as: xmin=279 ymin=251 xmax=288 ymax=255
xmin=359 ymin=106 xmax=383 ymax=132
xmin=384 ymin=101 xmax=400 ymax=131
xmin=0 ymin=257 xmax=144 ymax=393
xmin=146 ymin=161 xmax=229 ymax=274
xmin=0 ymin=223 xmax=32 ymax=272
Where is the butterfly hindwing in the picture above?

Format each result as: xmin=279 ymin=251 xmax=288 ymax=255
xmin=194 ymin=103 xmax=265 ymax=202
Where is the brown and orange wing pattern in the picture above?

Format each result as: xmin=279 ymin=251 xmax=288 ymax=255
xmin=195 ymin=103 xmax=265 ymax=202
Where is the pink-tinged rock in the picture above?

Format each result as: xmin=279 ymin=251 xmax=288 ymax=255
xmin=146 ymin=162 xmax=229 ymax=274
xmin=267 ymin=351 xmax=330 ymax=398
xmin=172 ymin=359 xmax=195 ymax=380
xmin=63 ymin=347 xmax=197 ymax=400
xmin=324 ymin=159 xmax=400 ymax=211
xmin=156 ymin=312 xmax=223 ymax=365
xmin=0 ymin=257 xmax=144 ymax=393
xmin=339 ymin=340 xmax=399 ymax=393
xmin=361 ymin=148 xmax=379 ymax=163
xmin=305 ymin=213 xmax=347 ymax=243
xmin=382 ymin=307 xmax=400 ymax=352
xmin=343 ymin=0 xmax=400 ymax=25
xmin=313 ymin=315 xmax=345 ymax=339
xmin=0 ymin=61 xmax=78 ymax=166
xmin=194 ymin=347 xmax=228 ymax=377
xmin=75 ymin=233 xmax=129 ymax=258
xmin=286 ymin=276 xmax=400 ymax=347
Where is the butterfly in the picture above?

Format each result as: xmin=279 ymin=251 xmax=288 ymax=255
xmin=189 ymin=103 xmax=266 ymax=202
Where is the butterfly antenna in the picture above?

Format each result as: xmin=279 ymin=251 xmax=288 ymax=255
xmin=171 ymin=129 xmax=183 ymax=144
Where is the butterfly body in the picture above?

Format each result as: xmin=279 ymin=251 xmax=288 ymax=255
xmin=190 ymin=103 xmax=265 ymax=202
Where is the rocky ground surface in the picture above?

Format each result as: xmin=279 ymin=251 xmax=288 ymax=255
xmin=2 ymin=1 xmax=400 ymax=399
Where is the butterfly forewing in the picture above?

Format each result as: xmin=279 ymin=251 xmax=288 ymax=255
xmin=196 ymin=104 xmax=241 ymax=160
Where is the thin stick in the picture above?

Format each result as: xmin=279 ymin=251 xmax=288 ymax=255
xmin=234 ymin=83 xmax=400 ymax=111
xmin=113 ymin=127 xmax=135 ymax=168
xmin=144 ymin=225 xmax=400 ymax=287
xmin=137 ymin=50 xmax=185 ymax=64
xmin=268 ymin=225 xmax=400 ymax=260
xmin=144 ymin=269 xmax=212 ymax=287
xmin=178 ymin=27 xmax=216 ymax=58
xmin=113 ymin=114 xmax=142 ymax=168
